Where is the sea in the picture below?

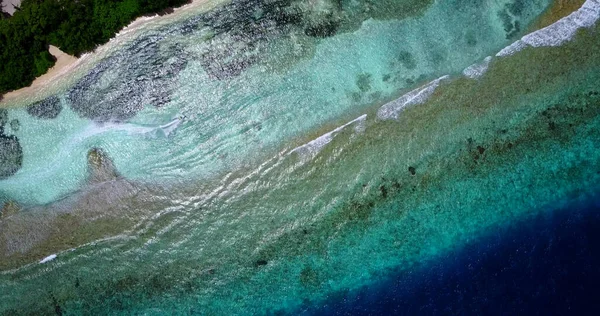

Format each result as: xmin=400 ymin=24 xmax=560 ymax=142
xmin=1 ymin=0 xmax=600 ymax=314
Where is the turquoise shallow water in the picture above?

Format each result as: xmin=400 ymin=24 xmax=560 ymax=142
xmin=1 ymin=0 xmax=549 ymax=204
xmin=1 ymin=0 xmax=600 ymax=314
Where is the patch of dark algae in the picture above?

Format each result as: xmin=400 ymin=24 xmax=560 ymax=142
xmin=26 ymin=96 xmax=63 ymax=119
xmin=0 ymin=109 xmax=23 ymax=179
xmin=0 ymin=108 xmax=6 ymax=126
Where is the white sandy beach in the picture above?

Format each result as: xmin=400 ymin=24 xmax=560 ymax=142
xmin=0 ymin=0 xmax=20 ymax=15
xmin=0 ymin=0 xmax=224 ymax=108
xmin=0 ymin=45 xmax=79 ymax=105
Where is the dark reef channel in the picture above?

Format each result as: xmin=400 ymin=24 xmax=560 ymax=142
xmin=302 ymin=195 xmax=600 ymax=315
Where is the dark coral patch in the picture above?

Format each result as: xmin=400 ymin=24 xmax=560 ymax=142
xmin=507 ymin=0 xmax=525 ymax=16
xmin=68 ymin=57 xmax=147 ymax=122
xmin=356 ymin=73 xmax=373 ymax=92
xmin=408 ymin=166 xmax=416 ymax=176
xmin=0 ymin=109 xmax=23 ymax=179
xmin=27 ymin=96 xmax=62 ymax=119
xmin=299 ymin=266 xmax=321 ymax=287
xmin=398 ymin=50 xmax=417 ymax=70
xmin=9 ymin=119 xmax=19 ymax=132
xmin=379 ymin=185 xmax=388 ymax=198
xmin=304 ymin=18 xmax=339 ymax=38
xmin=0 ymin=109 xmax=7 ymax=126
xmin=0 ymin=134 xmax=23 ymax=179
xmin=68 ymin=40 xmax=188 ymax=122
xmin=497 ymin=7 xmax=521 ymax=39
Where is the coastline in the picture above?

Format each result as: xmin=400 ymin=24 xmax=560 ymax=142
xmin=0 ymin=0 xmax=580 ymax=110
xmin=0 ymin=0 xmax=226 ymax=109
xmin=0 ymin=45 xmax=79 ymax=105
xmin=0 ymin=0 xmax=599 ymax=313
xmin=2 ymin=18 xmax=599 ymax=312
xmin=0 ymin=0 xmax=597 ymax=272
xmin=0 ymin=0 xmax=20 ymax=15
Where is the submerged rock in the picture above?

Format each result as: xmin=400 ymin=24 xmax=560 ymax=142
xmin=26 ymin=96 xmax=63 ymax=119
xmin=408 ymin=166 xmax=416 ymax=176
xmin=68 ymin=57 xmax=145 ymax=122
xmin=68 ymin=40 xmax=188 ymax=121
xmin=87 ymin=148 xmax=120 ymax=183
xmin=398 ymin=51 xmax=417 ymax=70
xmin=497 ymin=1 xmax=524 ymax=39
xmin=304 ymin=17 xmax=339 ymax=38
xmin=0 ymin=109 xmax=7 ymax=127
xmin=196 ymin=0 xmax=340 ymax=79
xmin=356 ymin=73 xmax=373 ymax=92
xmin=197 ymin=0 xmax=291 ymax=80
xmin=9 ymin=119 xmax=19 ymax=132
xmin=0 ymin=135 xmax=23 ymax=179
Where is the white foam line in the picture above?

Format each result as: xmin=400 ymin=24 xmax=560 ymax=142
xmin=159 ymin=117 xmax=183 ymax=137
xmin=114 ymin=15 xmax=161 ymax=38
xmin=497 ymin=0 xmax=600 ymax=57
xmin=463 ymin=56 xmax=493 ymax=79
xmin=78 ymin=117 xmax=183 ymax=139
xmin=39 ymin=254 xmax=57 ymax=264
xmin=377 ymin=76 xmax=450 ymax=120
xmin=288 ymin=114 xmax=368 ymax=157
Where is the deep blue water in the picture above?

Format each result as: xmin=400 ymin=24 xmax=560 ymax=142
xmin=304 ymin=195 xmax=600 ymax=315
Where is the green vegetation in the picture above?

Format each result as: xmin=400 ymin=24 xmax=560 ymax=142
xmin=0 ymin=0 xmax=189 ymax=95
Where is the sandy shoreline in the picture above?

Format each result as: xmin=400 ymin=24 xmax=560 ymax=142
xmin=0 ymin=0 xmax=579 ymax=109
xmin=0 ymin=0 xmax=20 ymax=15
xmin=0 ymin=45 xmax=79 ymax=105
xmin=0 ymin=0 xmax=224 ymax=109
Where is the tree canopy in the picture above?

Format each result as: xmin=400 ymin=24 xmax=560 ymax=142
xmin=0 ymin=0 xmax=189 ymax=95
